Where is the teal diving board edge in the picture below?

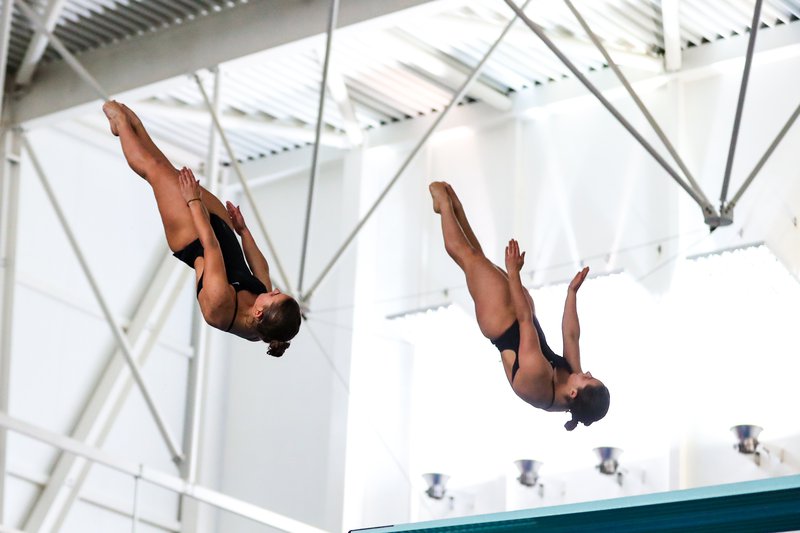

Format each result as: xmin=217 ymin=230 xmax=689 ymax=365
xmin=352 ymin=475 xmax=800 ymax=532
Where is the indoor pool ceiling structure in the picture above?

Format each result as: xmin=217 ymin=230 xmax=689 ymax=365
xmin=4 ymin=0 xmax=800 ymax=163
xmin=2 ymin=1 xmax=800 ymax=530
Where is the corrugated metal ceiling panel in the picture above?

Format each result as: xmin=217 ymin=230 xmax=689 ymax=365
xmin=3 ymin=0 xmax=798 ymax=163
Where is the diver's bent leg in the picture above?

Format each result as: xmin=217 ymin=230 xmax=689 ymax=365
xmin=431 ymin=182 xmax=515 ymax=338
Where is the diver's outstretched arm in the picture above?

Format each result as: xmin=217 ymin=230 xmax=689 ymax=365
xmin=561 ymin=267 xmax=589 ymax=373
xmin=505 ymin=239 xmax=534 ymax=324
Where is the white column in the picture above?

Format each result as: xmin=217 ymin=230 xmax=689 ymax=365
xmin=0 ymin=129 xmax=21 ymax=525
xmin=661 ymin=0 xmax=683 ymax=72
xmin=180 ymin=68 xmax=223 ymax=533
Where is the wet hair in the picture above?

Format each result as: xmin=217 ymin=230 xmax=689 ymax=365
xmin=255 ymin=297 xmax=302 ymax=358
xmin=565 ymin=383 xmax=610 ymax=431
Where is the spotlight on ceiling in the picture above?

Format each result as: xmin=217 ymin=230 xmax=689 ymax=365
xmin=594 ymin=447 xmax=623 ymax=476
xmin=514 ymin=459 xmax=543 ymax=487
xmin=422 ymin=473 xmax=449 ymax=500
xmin=731 ymin=424 xmax=762 ymax=454
xmin=730 ymin=425 xmax=785 ymax=466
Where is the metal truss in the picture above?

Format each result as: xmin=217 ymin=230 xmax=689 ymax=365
xmin=300 ymin=0 xmax=533 ymax=304
xmin=14 ymin=0 xmax=69 ymax=87
xmin=22 ymin=134 xmax=184 ymax=463
xmin=16 ymin=1 xmax=110 ymax=102
xmin=3 ymin=6 xmax=325 ymax=531
xmin=298 ymin=0 xmax=341 ymax=297
xmin=500 ymin=0 xmax=799 ymax=231
xmin=194 ymin=73 xmax=295 ymax=296
xmin=0 ymin=411 xmax=329 ymax=533
xmin=23 ymin=251 xmax=188 ymax=531
xmin=504 ymin=0 xmax=717 ymax=221
xmin=13 ymin=0 xmax=441 ymax=126
xmin=0 ymin=130 xmax=22 ymax=527
xmin=0 ymin=4 xmax=17 ymax=521
xmin=299 ymin=0 xmax=800 ymax=302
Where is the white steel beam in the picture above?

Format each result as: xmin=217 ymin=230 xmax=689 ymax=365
xmin=294 ymin=20 xmax=800 ymax=164
xmin=21 ymin=135 xmax=184 ymax=463
xmin=70 ymin=116 xmax=203 ymax=171
xmin=15 ymin=1 xmax=110 ymax=102
xmin=10 ymin=0 xmax=440 ymax=128
xmin=134 ymin=101 xmax=350 ymax=149
xmin=202 ymin=70 xmax=224 ymax=193
xmin=725 ymin=100 xmax=800 ymax=213
xmin=42 ymin=266 xmax=188 ymax=533
xmin=324 ymin=53 xmax=364 ymax=146
xmin=502 ymin=0 xmax=710 ymax=213
xmin=429 ymin=13 xmax=664 ymax=73
xmin=227 ymin=144 xmax=344 ymax=193
xmin=299 ymin=0 xmax=340 ymax=296
xmin=179 ymin=67 xmax=221 ymax=533
xmin=681 ymin=12 xmax=800 ymax=72
xmin=564 ymin=0 xmax=713 ymax=214
xmin=302 ymin=1 xmax=530 ymax=302
xmin=0 ymin=412 xmax=330 ymax=533
xmin=661 ymin=0 xmax=683 ymax=71
xmin=195 ymin=74 xmax=295 ymax=296
xmin=14 ymin=0 xmax=69 ymax=86
xmin=0 ymin=130 xmax=21 ymax=526
xmin=7 ymin=462 xmax=180 ymax=529
xmin=8 ymin=464 xmax=181 ymax=530
xmin=383 ymin=30 xmax=514 ymax=110
xmin=179 ymin=309 xmax=211 ymax=533
xmin=720 ymin=0 xmax=763 ymax=206
xmin=23 ymin=252 xmax=189 ymax=532
xmin=578 ymin=2 xmax=653 ymax=51
xmin=179 ymin=80 xmax=223 ymax=533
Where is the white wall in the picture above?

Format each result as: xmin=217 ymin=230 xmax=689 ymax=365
xmin=340 ymin=48 xmax=800 ymax=530
xmin=216 ymin=154 xmax=362 ymax=532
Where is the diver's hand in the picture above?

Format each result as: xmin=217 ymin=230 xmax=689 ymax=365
xmin=178 ymin=167 xmax=202 ymax=204
xmin=504 ymin=239 xmax=525 ymax=274
xmin=226 ymin=201 xmax=248 ymax=235
xmin=569 ymin=266 xmax=589 ymax=293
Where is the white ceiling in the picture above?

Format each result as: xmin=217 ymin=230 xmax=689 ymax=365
xmin=6 ymin=0 xmax=800 ymax=162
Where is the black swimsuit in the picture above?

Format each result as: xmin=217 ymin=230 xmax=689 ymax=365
xmin=490 ymin=317 xmax=573 ymax=408
xmin=173 ymin=214 xmax=267 ymax=332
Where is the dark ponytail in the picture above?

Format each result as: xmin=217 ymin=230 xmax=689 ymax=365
xmin=565 ymin=384 xmax=610 ymax=431
xmin=256 ymin=297 xmax=301 ymax=358
xmin=268 ymin=339 xmax=291 ymax=357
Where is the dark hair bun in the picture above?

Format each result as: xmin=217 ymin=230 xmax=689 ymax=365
xmin=564 ymin=419 xmax=579 ymax=431
xmin=267 ymin=340 xmax=290 ymax=358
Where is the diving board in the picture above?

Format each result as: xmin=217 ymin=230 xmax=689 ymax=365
xmin=354 ymin=475 xmax=800 ymax=532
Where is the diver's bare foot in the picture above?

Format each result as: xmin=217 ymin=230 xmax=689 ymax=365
xmin=102 ymin=101 xmax=125 ymax=136
xmin=444 ymin=182 xmax=463 ymax=211
xmin=120 ymin=103 xmax=143 ymax=129
xmin=429 ymin=181 xmax=449 ymax=214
